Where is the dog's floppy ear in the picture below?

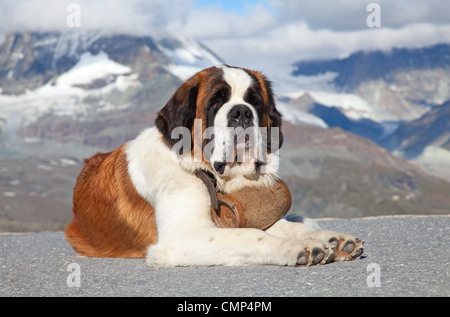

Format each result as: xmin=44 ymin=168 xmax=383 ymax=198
xmin=263 ymin=78 xmax=284 ymax=152
xmin=155 ymin=81 xmax=199 ymax=146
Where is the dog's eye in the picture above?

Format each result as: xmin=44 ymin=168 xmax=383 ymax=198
xmin=210 ymin=97 xmax=222 ymax=110
xmin=252 ymin=99 xmax=263 ymax=109
xmin=210 ymin=101 xmax=220 ymax=110
xmin=210 ymin=90 xmax=228 ymax=110
xmin=248 ymin=94 xmax=262 ymax=109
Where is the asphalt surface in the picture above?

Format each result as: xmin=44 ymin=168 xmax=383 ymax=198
xmin=0 ymin=215 xmax=448 ymax=297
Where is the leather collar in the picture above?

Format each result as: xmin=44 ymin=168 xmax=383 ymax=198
xmin=195 ymin=169 xmax=219 ymax=210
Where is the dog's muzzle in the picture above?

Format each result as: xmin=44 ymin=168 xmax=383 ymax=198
xmin=212 ymin=104 xmax=261 ymax=176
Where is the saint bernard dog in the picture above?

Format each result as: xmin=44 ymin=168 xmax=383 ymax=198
xmin=65 ymin=65 xmax=364 ymax=267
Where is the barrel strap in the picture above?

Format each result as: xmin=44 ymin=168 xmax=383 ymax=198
xmin=195 ymin=169 xmax=219 ymax=210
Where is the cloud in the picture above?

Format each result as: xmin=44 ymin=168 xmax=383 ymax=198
xmin=193 ymin=0 xmax=450 ymax=74
xmin=1 ymin=0 xmax=449 ymax=73
xmin=266 ymin=0 xmax=450 ymax=31
xmin=204 ymin=21 xmax=450 ymax=69
xmin=0 ymin=0 xmax=193 ymax=36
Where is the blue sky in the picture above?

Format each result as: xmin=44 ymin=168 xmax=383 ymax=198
xmin=193 ymin=0 xmax=272 ymax=14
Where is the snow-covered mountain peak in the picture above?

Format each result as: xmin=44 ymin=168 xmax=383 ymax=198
xmin=157 ymin=36 xmax=224 ymax=81
xmin=48 ymin=30 xmax=105 ymax=61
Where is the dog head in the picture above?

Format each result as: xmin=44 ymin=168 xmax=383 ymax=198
xmin=156 ymin=65 xmax=283 ymax=184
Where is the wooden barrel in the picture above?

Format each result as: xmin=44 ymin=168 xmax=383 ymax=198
xmin=211 ymin=180 xmax=292 ymax=230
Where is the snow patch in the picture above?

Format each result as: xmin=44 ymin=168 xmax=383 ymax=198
xmin=57 ymin=51 xmax=131 ymax=86
xmin=165 ymin=65 xmax=202 ymax=81
xmin=285 ymin=90 xmax=385 ymax=121
xmin=60 ymin=158 xmax=78 ymax=166
xmin=413 ymin=146 xmax=450 ymax=181
xmin=0 ymin=51 xmax=137 ymax=131
xmin=276 ymin=100 xmax=328 ymax=128
xmin=307 ymin=91 xmax=375 ymax=120
xmin=52 ymin=31 xmax=104 ymax=61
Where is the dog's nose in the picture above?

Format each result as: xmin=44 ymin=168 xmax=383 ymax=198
xmin=213 ymin=161 xmax=227 ymax=175
xmin=228 ymin=105 xmax=254 ymax=129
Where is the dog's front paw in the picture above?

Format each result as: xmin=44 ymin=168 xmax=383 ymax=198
xmin=291 ymin=239 xmax=334 ymax=267
xmin=306 ymin=231 xmax=364 ymax=262
xmin=328 ymin=234 xmax=364 ymax=261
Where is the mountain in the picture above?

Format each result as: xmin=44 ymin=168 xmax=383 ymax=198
xmin=0 ymin=31 xmax=222 ymax=151
xmin=382 ymin=100 xmax=450 ymax=157
xmin=280 ymin=123 xmax=450 ymax=218
xmin=291 ymin=44 xmax=450 ymax=122
xmin=1 ymin=31 xmax=449 ymax=231
xmin=287 ymin=44 xmax=450 ymax=180
xmin=380 ymin=100 xmax=450 ymax=180
xmin=288 ymin=92 xmax=385 ymax=142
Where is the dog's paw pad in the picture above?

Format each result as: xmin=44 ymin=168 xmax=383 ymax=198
xmin=311 ymin=247 xmax=324 ymax=265
xmin=333 ymin=237 xmax=364 ymax=261
xmin=295 ymin=241 xmax=333 ymax=266
xmin=296 ymin=251 xmax=309 ymax=266
xmin=328 ymin=237 xmax=339 ymax=252
xmin=342 ymin=240 xmax=355 ymax=254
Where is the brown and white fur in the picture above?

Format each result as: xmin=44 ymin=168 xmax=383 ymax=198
xmin=65 ymin=65 xmax=363 ymax=267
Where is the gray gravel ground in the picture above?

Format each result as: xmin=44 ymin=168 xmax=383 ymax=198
xmin=0 ymin=215 xmax=448 ymax=297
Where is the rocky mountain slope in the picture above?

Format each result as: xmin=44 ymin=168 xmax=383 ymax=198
xmin=280 ymin=123 xmax=450 ymax=218
xmin=1 ymin=31 xmax=449 ymax=231
xmin=287 ymin=44 xmax=450 ymax=180
xmin=0 ymin=32 xmax=221 ymax=151
xmin=291 ymin=44 xmax=450 ymax=122
xmin=382 ymin=100 xmax=450 ymax=158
